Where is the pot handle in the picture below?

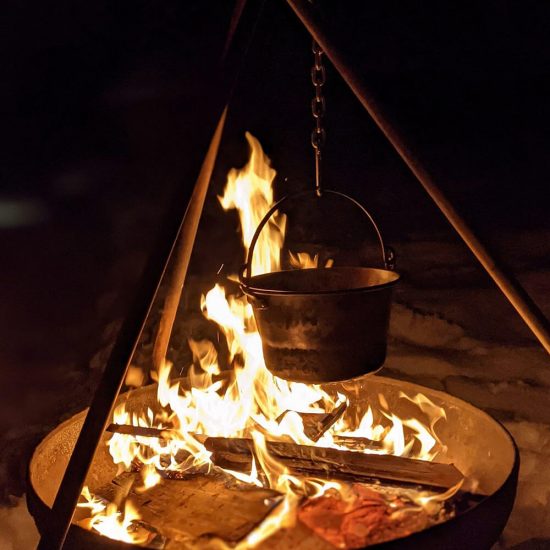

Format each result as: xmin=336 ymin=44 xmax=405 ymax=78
xmin=240 ymin=189 xmax=392 ymax=281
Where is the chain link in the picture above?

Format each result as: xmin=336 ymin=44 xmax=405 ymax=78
xmin=311 ymin=39 xmax=325 ymax=196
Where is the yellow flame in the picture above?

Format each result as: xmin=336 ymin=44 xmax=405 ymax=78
xmin=288 ymin=251 xmax=334 ymax=269
xmin=241 ymin=493 xmax=299 ymax=549
xmin=219 ymin=131 xmax=286 ymax=276
xmin=138 ymin=463 xmax=162 ymax=492
xmin=409 ymin=478 xmax=465 ymax=517
xmin=77 ymin=486 xmax=149 ymax=545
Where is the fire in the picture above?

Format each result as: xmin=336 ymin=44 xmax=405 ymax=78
xmin=288 ymin=251 xmax=334 ymax=269
xmin=76 ymin=486 xmax=149 ymax=545
xmin=219 ymin=131 xmax=286 ymax=276
xmin=79 ymin=133 xmax=452 ymax=547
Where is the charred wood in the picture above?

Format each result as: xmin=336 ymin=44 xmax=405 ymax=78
xmin=203 ymin=437 xmax=463 ymax=490
xmin=106 ymin=424 xmax=179 ymax=439
xmin=106 ymin=424 xmax=463 ymax=490
xmin=276 ymin=401 xmax=347 ymax=441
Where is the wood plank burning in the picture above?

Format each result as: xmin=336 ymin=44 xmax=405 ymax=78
xmin=105 ymin=423 xmax=463 ymax=490
xmin=106 ymin=424 xmax=178 ymax=439
xmin=96 ymin=472 xmax=283 ymax=546
xmin=276 ymin=401 xmax=348 ymax=441
xmin=106 ymin=401 xmax=348 ymax=443
xmin=204 ymin=437 xmax=463 ymax=490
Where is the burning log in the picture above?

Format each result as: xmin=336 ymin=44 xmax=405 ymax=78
xmin=94 ymin=472 xmax=282 ymax=545
xmin=277 ymin=401 xmax=347 ymax=442
xmin=105 ymin=424 xmax=462 ymax=489
xmin=106 ymin=424 xmax=179 ymax=439
xmin=106 ymin=401 xmax=349 ymax=443
xmin=107 ymin=423 xmax=384 ymax=454
xmin=331 ymin=435 xmax=383 ymax=451
xmin=204 ymin=437 xmax=463 ymax=490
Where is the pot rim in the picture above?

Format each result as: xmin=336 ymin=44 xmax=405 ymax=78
xmin=241 ymin=266 xmax=400 ymax=297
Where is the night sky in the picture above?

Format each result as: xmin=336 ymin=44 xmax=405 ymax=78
xmin=1 ymin=0 xmax=549 ymax=496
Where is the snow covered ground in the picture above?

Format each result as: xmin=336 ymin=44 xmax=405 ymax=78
xmin=1 ymin=231 xmax=548 ymax=549
xmin=0 ymin=497 xmax=39 ymax=550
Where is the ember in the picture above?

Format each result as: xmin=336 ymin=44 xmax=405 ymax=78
xmin=298 ymin=485 xmax=431 ymax=548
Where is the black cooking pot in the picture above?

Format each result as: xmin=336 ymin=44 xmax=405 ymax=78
xmin=239 ymin=190 xmax=399 ymax=383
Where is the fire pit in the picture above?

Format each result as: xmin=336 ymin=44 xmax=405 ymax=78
xmin=28 ymin=375 xmax=518 ymax=549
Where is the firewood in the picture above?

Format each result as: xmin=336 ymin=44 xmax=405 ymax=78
xmin=94 ymin=472 xmax=282 ymax=545
xmin=105 ymin=424 xmax=463 ymax=490
xmin=107 ymin=423 xmax=382 ymax=452
xmin=331 ymin=435 xmax=383 ymax=451
xmin=106 ymin=402 xmax=347 ymax=444
xmin=203 ymin=437 xmax=463 ymax=490
xmin=106 ymin=424 xmax=179 ymax=439
xmin=106 ymin=423 xmax=382 ymax=470
xmin=277 ymin=401 xmax=347 ymax=442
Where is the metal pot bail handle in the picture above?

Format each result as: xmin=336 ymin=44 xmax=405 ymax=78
xmin=240 ymin=189 xmax=391 ymax=284
xmin=326 ymin=190 xmax=391 ymax=269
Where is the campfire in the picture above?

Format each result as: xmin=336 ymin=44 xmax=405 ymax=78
xmin=28 ymin=134 xmax=518 ymax=550
xmin=28 ymin=129 xmax=520 ymax=550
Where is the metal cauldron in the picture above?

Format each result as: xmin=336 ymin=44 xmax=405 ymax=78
xmin=240 ymin=190 xmax=400 ymax=383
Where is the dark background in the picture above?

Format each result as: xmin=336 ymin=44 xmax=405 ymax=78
xmin=1 ymin=0 xmax=549 ymax=499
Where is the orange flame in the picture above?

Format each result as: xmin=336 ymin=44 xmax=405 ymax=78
xmin=77 ymin=486 xmax=149 ymax=545
xmin=219 ymin=131 xmax=286 ymax=276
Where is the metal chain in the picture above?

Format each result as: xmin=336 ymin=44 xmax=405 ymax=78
xmin=311 ymin=39 xmax=326 ymax=196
